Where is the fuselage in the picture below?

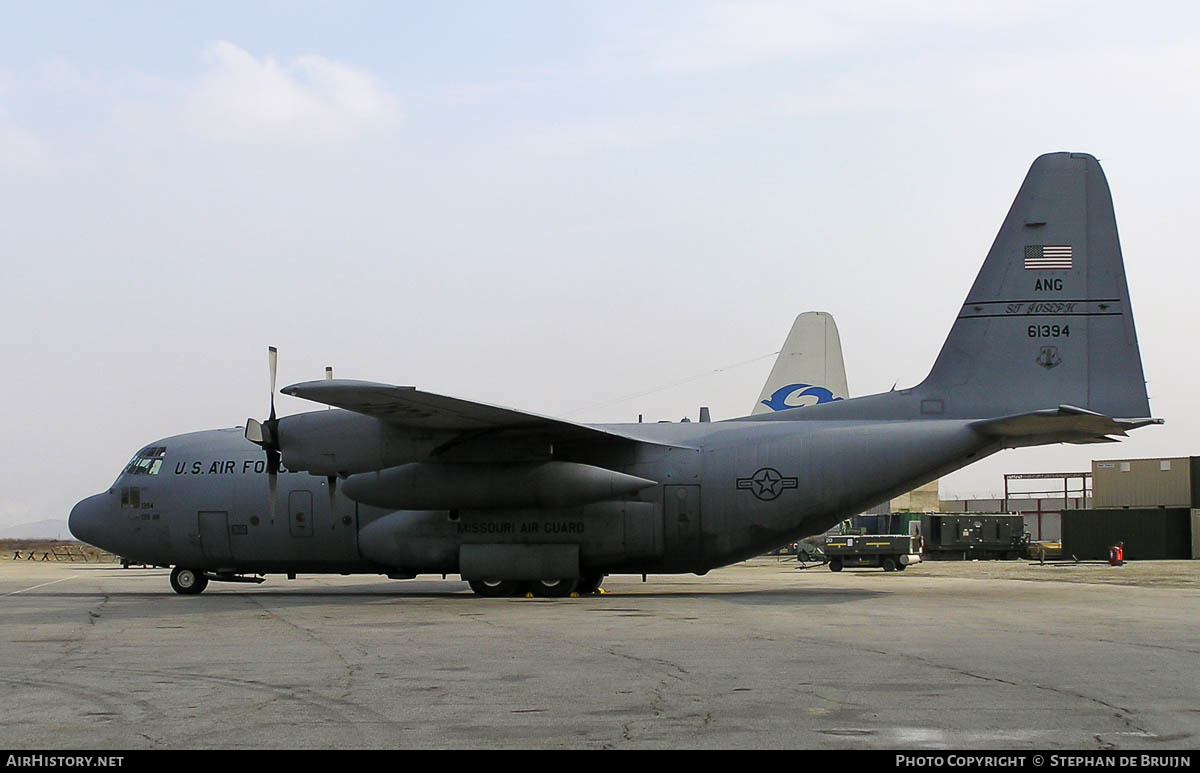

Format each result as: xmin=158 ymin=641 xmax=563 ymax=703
xmin=69 ymin=408 xmax=999 ymax=579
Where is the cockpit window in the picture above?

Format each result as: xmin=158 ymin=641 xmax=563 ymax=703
xmin=123 ymin=446 xmax=167 ymax=476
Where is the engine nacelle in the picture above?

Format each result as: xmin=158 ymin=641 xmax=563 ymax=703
xmin=276 ymin=410 xmax=455 ymax=476
xmin=343 ymin=461 xmax=658 ymax=510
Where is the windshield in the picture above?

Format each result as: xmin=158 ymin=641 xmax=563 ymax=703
xmin=122 ymin=446 xmax=167 ymax=477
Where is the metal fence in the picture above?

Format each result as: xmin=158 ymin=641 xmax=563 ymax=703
xmin=7 ymin=546 xmax=117 ymax=563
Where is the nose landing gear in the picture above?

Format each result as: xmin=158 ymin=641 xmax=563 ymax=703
xmin=169 ymin=567 xmax=209 ymax=595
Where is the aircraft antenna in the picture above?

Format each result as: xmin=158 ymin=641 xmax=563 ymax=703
xmin=564 ymin=350 xmax=779 ymax=417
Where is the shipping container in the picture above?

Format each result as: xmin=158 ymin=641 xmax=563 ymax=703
xmin=1060 ymin=508 xmax=1192 ymax=560
xmin=1092 ymin=457 xmax=1199 ymax=509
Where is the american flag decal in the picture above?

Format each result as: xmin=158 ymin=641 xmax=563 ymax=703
xmin=1024 ymin=245 xmax=1073 ymax=270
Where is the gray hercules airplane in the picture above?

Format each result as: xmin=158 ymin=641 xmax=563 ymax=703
xmin=70 ymin=152 xmax=1160 ymax=597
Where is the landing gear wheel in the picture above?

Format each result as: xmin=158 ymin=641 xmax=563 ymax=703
xmin=170 ymin=567 xmax=208 ymax=595
xmin=882 ymin=557 xmax=898 ymax=572
xmin=828 ymin=558 xmax=843 ymax=572
xmin=529 ymin=578 xmax=578 ymax=598
xmin=575 ymin=574 xmax=604 ymax=595
xmin=468 ymin=579 xmax=522 ymax=598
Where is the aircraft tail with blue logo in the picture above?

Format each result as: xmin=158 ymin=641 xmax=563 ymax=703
xmin=753 ymin=311 xmax=849 ymax=415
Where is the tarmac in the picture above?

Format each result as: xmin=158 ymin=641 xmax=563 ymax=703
xmin=1 ymin=557 xmax=1197 ymax=749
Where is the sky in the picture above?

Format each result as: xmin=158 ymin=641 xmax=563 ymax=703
xmin=2 ymin=1 xmax=1199 ymax=529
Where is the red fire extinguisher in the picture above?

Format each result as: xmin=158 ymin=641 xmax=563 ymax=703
xmin=1109 ymin=542 xmax=1125 ymax=566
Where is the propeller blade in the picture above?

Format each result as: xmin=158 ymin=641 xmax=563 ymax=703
xmin=268 ymin=346 xmax=278 ymax=421
xmin=327 ymin=475 xmax=337 ymax=529
xmin=267 ymin=450 xmax=279 ymax=524
xmin=268 ymin=470 xmax=277 ymax=524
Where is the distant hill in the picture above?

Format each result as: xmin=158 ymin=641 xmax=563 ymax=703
xmin=0 ymin=519 xmax=72 ymax=540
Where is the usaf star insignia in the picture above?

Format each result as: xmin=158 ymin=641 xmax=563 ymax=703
xmin=736 ymin=467 xmax=799 ymax=501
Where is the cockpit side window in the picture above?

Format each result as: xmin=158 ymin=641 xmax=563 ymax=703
xmin=123 ymin=446 xmax=167 ymax=476
xmin=120 ymin=486 xmax=141 ymax=509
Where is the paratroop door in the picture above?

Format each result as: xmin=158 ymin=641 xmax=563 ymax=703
xmin=663 ymin=485 xmax=701 ymax=561
xmin=198 ymin=511 xmax=232 ymax=564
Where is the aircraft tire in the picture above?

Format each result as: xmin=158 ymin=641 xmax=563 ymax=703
xmin=828 ymin=558 xmax=843 ymax=572
xmin=170 ymin=567 xmax=208 ymax=595
xmin=529 ymin=578 xmax=578 ymax=598
xmin=468 ymin=579 xmax=521 ymax=598
xmin=575 ymin=575 xmax=604 ymax=595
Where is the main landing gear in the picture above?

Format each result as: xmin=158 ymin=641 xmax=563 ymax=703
xmin=468 ymin=575 xmax=606 ymax=598
xmin=467 ymin=579 xmax=523 ymax=598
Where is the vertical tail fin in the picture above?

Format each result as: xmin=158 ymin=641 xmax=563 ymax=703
xmin=918 ymin=152 xmax=1151 ymax=419
xmin=753 ymin=311 xmax=850 ymax=414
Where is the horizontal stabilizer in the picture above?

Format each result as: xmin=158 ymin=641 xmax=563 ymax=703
xmin=970 ymin=405 xmax=1162 ymax=446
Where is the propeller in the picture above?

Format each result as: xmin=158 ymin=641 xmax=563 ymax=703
xmin=245 ymin=346 xmax=282 ymax=524
xmin=325 ymin=364 xmax=337 ymax=528
xmin=246 ymin=351 xmax=342 ymax=529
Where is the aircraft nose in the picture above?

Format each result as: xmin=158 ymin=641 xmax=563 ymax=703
xmin=69 ymin=493 xmax=110 ymax=547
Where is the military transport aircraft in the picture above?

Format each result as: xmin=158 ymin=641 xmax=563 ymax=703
xmin=70 ymin=152 xmax=1160 ymax=597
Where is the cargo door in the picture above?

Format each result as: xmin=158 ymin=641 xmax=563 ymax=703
xmin=198 ymin=511 xmax=232 ymax=565
xmin=664 ymin=485 xmax=702 ymax=561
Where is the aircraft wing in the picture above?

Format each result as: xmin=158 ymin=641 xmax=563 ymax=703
xmin=970 ymin=405 xmax=1162 ymax=446
xmin=281 ymin=379 xmax=676 ymax=447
